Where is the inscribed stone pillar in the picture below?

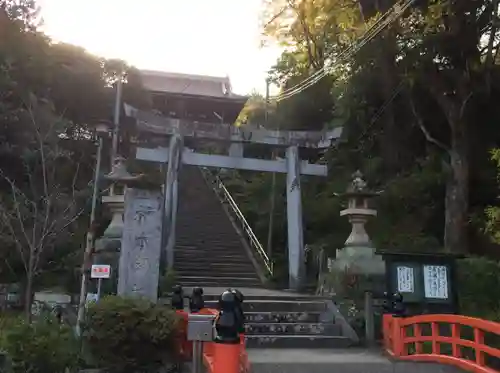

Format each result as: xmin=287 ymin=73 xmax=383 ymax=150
xmin=119 ymin=188 xmax=163 ymax=302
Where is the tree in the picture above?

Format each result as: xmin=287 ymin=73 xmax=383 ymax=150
xmin=400 ymin=0 xmax=500 ymax=253
xmin=0 ymin=2 xmax=149 ymax=297
xmin=0 ymin=96 xmax=91 ymax=318
xmin=257 ymin=0 xmax=500 ymax=257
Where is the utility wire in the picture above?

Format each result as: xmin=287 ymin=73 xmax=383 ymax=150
xmin=274 ymin=5 xmax=394 ymax=100
xmin=276 ymin=1 xmax=412 ymax=101
xmin=274 ymin=0 xmax=411 ymax=101
xmin=271 ymin=0 xmax=415 ymax=102
xmin=353 ymin=80 xmax=406 ymax=152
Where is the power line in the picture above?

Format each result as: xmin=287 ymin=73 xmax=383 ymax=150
xmin=276 ymin=0 xmax=412 ymax=101
xmin=274 ymin=5 xmax=394 ymax=100
xmin=271 ymin=0 xmax=415 ymax=102
xmin=274 ymin=0 xmax=412 ymax=101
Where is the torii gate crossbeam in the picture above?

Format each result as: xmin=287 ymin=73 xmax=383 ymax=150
xmin=125 ymin=104 xmax=342 ymax=291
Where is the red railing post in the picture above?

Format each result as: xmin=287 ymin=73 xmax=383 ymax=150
xmin=451 ymin=323 xmax=461 ymax=358
xmin=430 ymin=322 xmax=439 ymax=354
xmin=213 ymin=343 xmax=241 ymax=373
xmin=175 ymin=309 xmax=192 ymax=359
xmin=413 ymin=324 xmax=422 ymax=354
xmin=383 ymin=314 xmax=392 ymax=352
xmin=474 ymin=327 xmax=485 ymax=367
xmin=391 ymin=316 xmax=403 ymax=357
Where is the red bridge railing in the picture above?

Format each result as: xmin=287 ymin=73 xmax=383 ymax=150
xmin=383 ymin=314 xmax=500 ymax=373
xmin=175 ymin=309 xmax=249 ymax=373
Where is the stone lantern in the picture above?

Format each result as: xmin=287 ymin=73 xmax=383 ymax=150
xmin=94 ymin=156 xmax=143 ymax=293
xmin=340 ymin=170 xmax=378 ymax=251
xmin=97 ymin=156 xmax=143 ymax=249
xmin=331 ymin=171 xmax=385 ymax=290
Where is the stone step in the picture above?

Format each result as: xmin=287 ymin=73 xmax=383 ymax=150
xmin=178 ymin=278 xmax=263 ymax=288
xmin=175 ymin=243 xmax=244 ymax=248
xmin=176 ymin=231 xmax=236 ymax=236
xmin=174 ymin=254 xmax=250 ymax=263
xmin=245 ymin=335 xmax=353 ymax=349
xmin=204 ymin=300 xmax=327 ymax=313
xmin=176 ymin=238 xmax=243 ymax=245
xmin=245 ymin=323 xmax=342 ymax=336
xmin=175 ymin=261 xmax=254 ymax=272
xmin=174 ymin=249 xmax=248 ymax=256
xmin=175 ymin=264 xmax=257 ymax=271
xmin=174 ymin=259 xmax=250 ymax=267
xmin=178 ymin=282 xmax=264 ymax=288
xmin=176 ymin=213 xmax=233 ymax=219
xmin=245 ymin=300 xmax=327 ymax=313
xmin=178 ymin=275 xmax=259 ymax=282
xmin=176 ymin=270 xmax=259 ymax=278
xmin=200 ymin=292 xmax=331 ymax=302
xmin=176 ymin=225 xmax=237 ymax=231
xmin=245 ymin=312 xmax=323 ymax=324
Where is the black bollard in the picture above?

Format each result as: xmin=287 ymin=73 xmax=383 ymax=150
xmin=214 ymin=290 xmax=240 ymax=344
xmin=392 ymin=292 xmax=406 ymax=317
xmin=171 ymin=285 xmax=184 ymax=310
xmin=230 ymin=288 xmax=245 ymax=334
xmin=382 ymin=291 xmax=393 ymax=314
xmin=189 ymin=287 xmax=205 ymax=313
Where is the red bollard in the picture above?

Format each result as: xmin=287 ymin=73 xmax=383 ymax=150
xmin=213 ymin=343 xmax=241 ymax=373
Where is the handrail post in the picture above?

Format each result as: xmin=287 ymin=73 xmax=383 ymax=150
xmin=391 ymin=316 xmax=402 ymax=357
xmin=364 ymin=291 xmax=375 ymax=346
xmin=474 ymin=328 xmax=485 ymax=367
xmin=213 ymin=343 xmax=241 ymax=373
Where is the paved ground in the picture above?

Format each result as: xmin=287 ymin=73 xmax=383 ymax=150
xmin=247 ymin=349 xmax=464 ymax=373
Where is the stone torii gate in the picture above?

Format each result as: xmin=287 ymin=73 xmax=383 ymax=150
xmin=124 ymin=104 xmax=342 ymax=291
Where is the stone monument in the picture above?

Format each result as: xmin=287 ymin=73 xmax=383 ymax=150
xmin=331 ymin=171 xmax=385 ymax=292
xmin=119 ymin=188 xmax=163 ymax=302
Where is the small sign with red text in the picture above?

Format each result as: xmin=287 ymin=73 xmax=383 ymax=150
xmin=91 ymin=264 xmax=111 ymax=279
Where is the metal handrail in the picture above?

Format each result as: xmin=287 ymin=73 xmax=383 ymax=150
xmin=202 ymin=169 xmax=273 ymax=275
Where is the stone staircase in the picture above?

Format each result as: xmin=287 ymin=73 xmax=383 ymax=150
xmin=173 ymin=167 xmax=357 ymax=349
xmin=174 ymin=166 xmax=263 ymax=288
xmin=204 ymin=292 xmax=354 ymax=349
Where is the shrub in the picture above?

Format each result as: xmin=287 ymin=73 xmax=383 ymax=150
xmin=457 ymin=257 xmax=500 ymax=320
xmin=0 ymin=315 xmax=80 ymax=373
xmin=83 ymin=296 xmax=181 ymax=373
xmin=158 ymin=269 xmax=178 ymax=297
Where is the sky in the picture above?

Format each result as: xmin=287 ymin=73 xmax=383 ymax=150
xmin=38 ymin=0 xmax=283 ymax=95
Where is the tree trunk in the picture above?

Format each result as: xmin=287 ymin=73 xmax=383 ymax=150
xmin=24 ymin=249 xmax=35 ymax=321
xmin=444 ymin=118 xmax=469 ymax=254
xmin=425 ymin=70 xmax=471 ymax=254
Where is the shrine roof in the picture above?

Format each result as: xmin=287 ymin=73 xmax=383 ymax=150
xmin=139 ymin=70 xmax=248 ymax=102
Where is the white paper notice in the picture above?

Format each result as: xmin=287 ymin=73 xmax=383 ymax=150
xmin=397 ymin=266 xmax=414 ymax=293
xmin=423 ymin=265 xmax=448 ymax=299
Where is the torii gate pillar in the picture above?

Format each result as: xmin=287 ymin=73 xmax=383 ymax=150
xmin=286 ymin=145 xmax=305 ymax=290
xmin=125 ymin=103 xmax=342 ymax=292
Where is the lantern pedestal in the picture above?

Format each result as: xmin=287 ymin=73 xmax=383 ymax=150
xmin=330 ymin=171 xmax=386 ymax=295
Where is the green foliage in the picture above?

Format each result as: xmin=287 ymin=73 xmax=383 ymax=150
xmin=83 ymin=296 xmax=180 ymax=373
xmin=457 ymin=257 xmax=500 ymax=321
xmin=158 ymin=269 xmax=178 ymax=297
xmin=0 ymin=315 xmax=81 ymax=373
xmin=0 ymin=4 xmax=147 ymax=293
xmin=255 ymin=0 xmax=500 ymax=258
xmin=484 ymin=149 xmax=500 ymax=244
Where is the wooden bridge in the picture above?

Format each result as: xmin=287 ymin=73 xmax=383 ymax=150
xmin=176 ymin=308 xmax=500 ymax=373
xmin=384 ymin=313 xmax=500 ymax=373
